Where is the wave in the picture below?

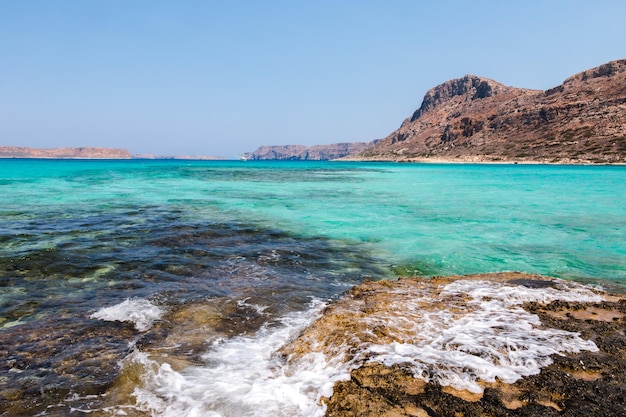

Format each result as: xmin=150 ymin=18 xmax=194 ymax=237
xmin=90 ymin=298 xmax=164 ymax=332
xmin=106 ymin=299 xmax=341 ymax=417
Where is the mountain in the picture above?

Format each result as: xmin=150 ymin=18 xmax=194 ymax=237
xmin=242 ymin=141 xmax=376 ymax=161
xmin=0 ymin=146 xmax=131 ymax=159
xmin=350 ymin=59 xmax=626 ymax=163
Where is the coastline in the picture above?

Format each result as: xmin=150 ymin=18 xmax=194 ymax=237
xmin=338 ymin=155 xmax=626 ymax=165
xmin=68 ymin=272 xmax=626 ymax=417
xmin=284 ymin=272 xmax=626 ymax=417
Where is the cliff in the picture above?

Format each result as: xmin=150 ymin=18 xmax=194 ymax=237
xmin=352 ymin=59 xmax=626 ymax=163
xmin=242 ymin=141 xmax=375 ymax=161
xmin=0 ymin=146 xmax=132 ymax=159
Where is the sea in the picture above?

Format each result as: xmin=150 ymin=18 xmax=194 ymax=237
xmin=1 ymin=159 xmax=625 ymax=416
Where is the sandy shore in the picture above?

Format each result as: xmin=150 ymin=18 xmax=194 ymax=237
xmin=338 ymin=155 xmax=626 ymax=165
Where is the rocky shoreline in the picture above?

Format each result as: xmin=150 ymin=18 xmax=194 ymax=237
xmin=3 ymin=272 xmax=622 ymax=416
xmin=281 ymin=272 xmax=626 ymax=416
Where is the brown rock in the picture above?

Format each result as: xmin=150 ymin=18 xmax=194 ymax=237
xmin=351 ymin=59 xmax=626 ymax=163
xmin=279 ymin=273 xmax=626 ymax=417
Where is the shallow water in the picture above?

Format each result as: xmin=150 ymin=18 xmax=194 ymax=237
xmin=1 ymin=159 xmax=625 ymax=415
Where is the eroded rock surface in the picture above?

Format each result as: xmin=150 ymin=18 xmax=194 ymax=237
xmin=279 ymin=272 xmax=626 ymax=416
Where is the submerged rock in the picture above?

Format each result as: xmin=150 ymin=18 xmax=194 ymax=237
xmin=280 ymin=272 xmax=626 ymax=416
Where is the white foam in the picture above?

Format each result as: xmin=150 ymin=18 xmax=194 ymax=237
xmin=237 ymin=297 xmax=270 ymax=315
xmin=90 ymin=298 xmax=164 ymax=332
xmin=441 ymin=279 xmax=604 ymax=305
xmin=358 ymin=280 xmax=601 ymax=393
xmin=104 ymin=279 xmax=604 ymax=414
xmin=123 ymin=299 xmax=347 ymax=417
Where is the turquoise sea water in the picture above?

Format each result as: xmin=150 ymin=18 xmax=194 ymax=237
xmin=1 ymin=159 xmax=625 ymax=415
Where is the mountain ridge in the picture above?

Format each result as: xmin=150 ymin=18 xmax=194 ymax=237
xmin=348 ymin=59 xmax=626 ymax=163
xmin=242 ymin=141 xmax=376 ymax=161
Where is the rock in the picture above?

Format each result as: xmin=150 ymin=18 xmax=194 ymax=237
xmin=0 ymin=317 xmax=137 ymax=416
xmin=279 ymin=272 xmax=626 ymax=417
xmin=351 ymin=59 xmax=626 ymax=163
xmin=0 ymin=146 xmax=131 ymax=159
xmin=409 ymin=75 xmax=509 ymax=122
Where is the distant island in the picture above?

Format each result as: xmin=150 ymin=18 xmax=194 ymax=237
xmin=0 ymin=146 xmax=132 ymax=159
xmin=0 ymin=147 xmax=224 ymax=160
xmin=246 ymin=59 xmax=626 ymax=163
xmin=241 ymin=141 xmax=376 ymax=161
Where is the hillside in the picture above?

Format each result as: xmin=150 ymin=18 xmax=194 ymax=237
xmin=242 ymin=141 xmax=375 ymax=161
xmin=351 ymin=59 xmax=626 ymax=163
xmin=0 ymin=146 xmax=131 ymax=159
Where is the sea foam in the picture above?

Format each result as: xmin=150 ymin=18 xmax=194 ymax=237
xmin=124 ymin=299 xmax=343 ymax=417
xmin=107 ymin=279 xmax=604 ymax=415
xmin=359 ymin=279 xmax=601 ymax=393
xmin=90 ymin=298 xmax=164 ymax=332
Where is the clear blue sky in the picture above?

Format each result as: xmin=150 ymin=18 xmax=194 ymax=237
xmin=1 ymin=1 xmax=625 ymax=158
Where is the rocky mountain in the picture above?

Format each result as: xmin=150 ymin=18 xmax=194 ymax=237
xmin=0 ymin=146 xmax=131 ymax=159
xmin=242 ymin=141 xmax=375 ymax=161
xmin=350 ymin=59 xmax=626 ymax=163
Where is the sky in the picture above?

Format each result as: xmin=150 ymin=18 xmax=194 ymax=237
xmin=1 ymin=1 xmax=625 ymax=158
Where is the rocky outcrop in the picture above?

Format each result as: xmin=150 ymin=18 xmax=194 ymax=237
xmin=352 ymin=59 xmax=626 ymax=163
xmin=280 ymin=272 xmax=626 ymax=417
xmin=0 ymin=146 xmax=131 ymax=159
xmin=242 ymin=141 xmax=376 ymax=161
